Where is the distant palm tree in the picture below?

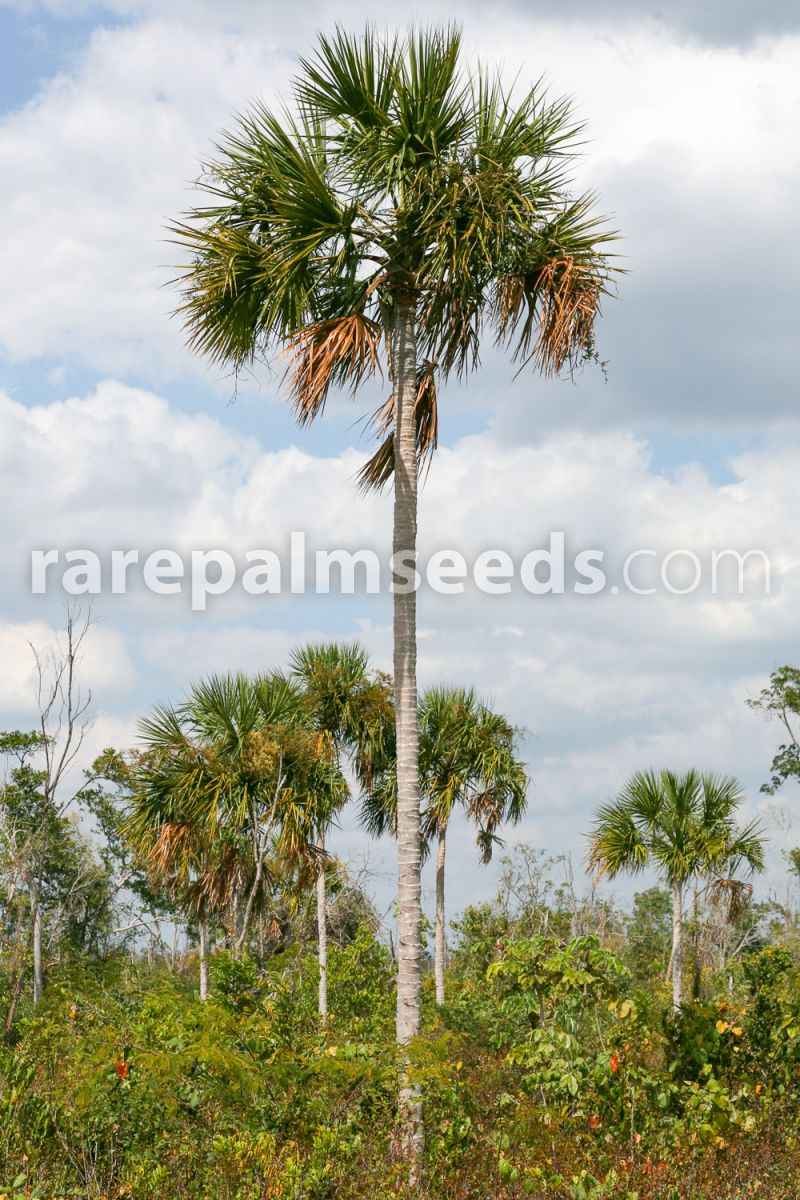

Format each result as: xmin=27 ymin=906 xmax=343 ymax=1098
xmin=365 ymin=686 xmax=527 ymax=1005
xmin=290 ymin=642 xmax=392 ymax=1021
xmin=127 ymin=673 xmax=346 ymax=996
xmin=589 ymin=769 xmax=765 ymax=1009
xmin=172 ymin=25 xmax=616 ymax=1155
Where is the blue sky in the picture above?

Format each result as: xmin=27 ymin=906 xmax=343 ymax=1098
xmin=1 ymin=0 xmax=799 ymax=918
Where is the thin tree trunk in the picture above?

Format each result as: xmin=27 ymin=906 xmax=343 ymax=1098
xmin=671 ymin=880 xmax=683 ymax=1011
xmin=434 ymin=829 xmax=447 ymax=1007
xmin=3 ymin=902 xmax=27 ymax=1038
xmin=32 ymin=897 xmax=43 ymax=1008
xmin=236 ymin=780 xmax=283 ymax=958
xmin=199 ymin=918 xmax=210 ymax=1001
xmin=317 ymin=833 xmax=328 ymax=1024
xmin=392 ymin=298 xmax=423 ymax=1167
xmin=231 ymin=883 xmax=242 ymax=959
xmin=691 ymin=880 xmax=701 ymax=1000
xmin=236 ymin=840 xmax=267 ymax=956
xmin=664 ymin=943 xmax=674 ymax=984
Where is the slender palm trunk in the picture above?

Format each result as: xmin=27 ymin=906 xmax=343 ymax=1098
xmin=434 ymin=829 xmax=447 ymax=1007
xmin=691 ymin=880 xmax=702 ymax=1000
xmin=32 ymin=880 xmax=43 ymax=1005
xmin=317 ymin=833 xmax=328 ymax=1024
xmin=198 ymin=918 xmax=210 ymax=1001
xmin=671 ymin=880 xmax=683 ymax=1011
xmin=392 ymin=299 xmax=423 ymax=1163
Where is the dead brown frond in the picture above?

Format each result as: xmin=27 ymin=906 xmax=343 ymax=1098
xmin=356 ymin=361 xmax=439 ymax=492
xmin=284 ymin=313 xmax=383 ymax=426
xmin=197 ymin=847 xmax=240 ymax=913
xmin=148 ymin=822 xmax=193 ymax=878
xmin=357 ymin=433 xmax=395 ymax=493
xmin=710 ymin=876 xmax=754 ymax=924
xmin=534 ymin=256 xmax=602 ymax=376
xmin=415 ymin=361 xmax=439 ymax=468
xmin=496 ymin=255 xmax=603 ymax=377
xmin=495 ymin=273 xmax=534 ymax=359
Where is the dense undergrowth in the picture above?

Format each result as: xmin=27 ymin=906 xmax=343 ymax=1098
xmin=2 ymin=920 xmax=800 ymax=1199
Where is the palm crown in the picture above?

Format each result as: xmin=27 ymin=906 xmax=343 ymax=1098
xmin=173 ymin=25 xmax=617 ymax=485
xmin=364 ymin=685 xmax=527 ymax=858
xmin=127 ymin=673 xmax=347 ymax=934
xmin=419 ymin=686 xmax=527 ymax=861
xmin=589 ymin=768 xmax=765 ymax=1009
xmin=588 ymin=768 xmax=765 ymax=888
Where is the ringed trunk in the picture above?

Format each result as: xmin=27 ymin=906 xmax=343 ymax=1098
xmin=392 ymin=298 xmax=424 ymax=1163
xmin=317 ymin=833 xmax=328 ymax=1024
xmin=671 ymin=880 xmax=683 ymax=1011
xmin=434 ymin=829 xmax=447 ymax=1007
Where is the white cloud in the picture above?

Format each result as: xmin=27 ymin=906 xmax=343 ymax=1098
xmin=3 ymin=3 xmax=799 ymax=914
xmin=1 ymin=383 xmax=796 ymax=901
xmin=1 ymin=5 xmax=798 ymax=432
xmin=0 ymin=616 xmax=137 ymax=715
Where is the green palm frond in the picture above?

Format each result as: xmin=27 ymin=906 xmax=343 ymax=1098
xmin=589 ymin=767 xmax=766 ymax=895
xmin=363 ymin=684 xmax=528 ymax=856
xmin=126 ymin=670 xmax=352 ymax=919
xmin=172 ymin=24 xmax=620 ymax=482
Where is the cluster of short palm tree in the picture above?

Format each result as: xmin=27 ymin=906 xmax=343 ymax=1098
xmin=126 ymin=643 xmax=529 ymax=1016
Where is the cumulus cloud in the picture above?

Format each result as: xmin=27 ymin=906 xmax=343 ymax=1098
xmin=1 ymin=382 xmax=796 ymax=915
xmin=2 ymin=2 xmax=798 ymax=912
xmin=3 ymin=0 xmax=797 ymax=45
xmin=0 ymin=6 xmax=798 ymax=438
xmin=0 ymin=616 xmax=137 ymax=715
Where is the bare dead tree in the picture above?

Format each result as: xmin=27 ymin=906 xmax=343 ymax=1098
xmin=3 ymin=606 xmax=93 ymax=1037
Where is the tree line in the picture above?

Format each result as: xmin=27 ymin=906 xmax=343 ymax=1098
xmin=0 ymin=624 xmax=529 ymax=1030
xmin=5 ymin=613 xmax=795 ymax=1038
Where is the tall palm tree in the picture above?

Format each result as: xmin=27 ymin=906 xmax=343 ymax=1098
xmin=172 ymin=25 xmax=616 ymax=1153
xmin=289 ymin=641 xmax=392 ymax=1022
xmin=127 ymin=672 xmax=346 ymax=995
xmin=364 ymin=686 xmax=527 ymax=1006
xmin=588 ymin=769 xmax=765 ymax=1010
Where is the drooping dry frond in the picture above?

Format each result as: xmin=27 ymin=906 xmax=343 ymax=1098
xmin=148 ymin=822 xmax=194 ymax=878
xmin=495 ymin=273 xmax=533 ymax=359
xmin=534 ymin=256 xmax=602 ymax=376
xmin=710 ymin=876 xmax=754 ymax=924
xmin=357 ymin=429 xmax=395 ymax=493
xmin=357 ymin=361 xmax=439 ymax=492
xmin=284 ymin=312 xmax=383 ymax=426
xmin=496 ymin=255 xmax=603 ymax=377
xmin=194 ymin=844 xmax=244 ymax=914
xmin=415 ymin=361 xmax=439 ymax=468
